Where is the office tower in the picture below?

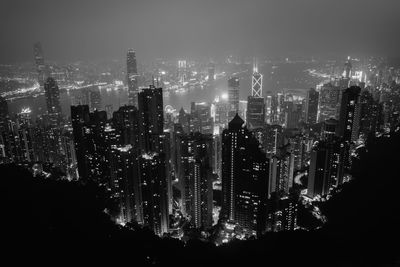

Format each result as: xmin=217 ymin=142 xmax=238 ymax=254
xmin=307 ymin=139 xmax=341 ymax=198
xmin=109 ymin=145 xmax=139 ymax=224
xmin=251 ymin=59 xmax=263 ymax=97
xmin=265 ymin=93 xmax=273 ymax=123
xmin=268 ymin=145 xmax=294 ymax=197
xmin=137 ymin=153 xmax=169 ymax=235
xmin=138 ymin=85 xmax=164 ymax=153
xmin=336 ymin=86 xmax=361 ymax=143
xmin=246 ymin=96 xmax=265 ymax=130
xmin=33 ymin=42 xmax=48 ymax=86
xmin=127 ymin=49 xmax=139 ymax=106
xmin=359 ymin=90 xmax=382 ymax=137
xmin=221 ymin=114 xmax=269 ymax=236
xmin=228 ymin=77 xmax=240 ymax=119
xmin=190 ymin=102 xmax=213 ymax=134
xmin=44 ymin=77 xmax=62 ymax=126
xmin=208 ymin=62 xmax=215 ymax=83
xmin=305 ymin=88 xmax=319 ymax=124
xmin=112 ymin=105 xmax=140 ymax=147
xmin=317 ymin=83 xmax=341 ymax=122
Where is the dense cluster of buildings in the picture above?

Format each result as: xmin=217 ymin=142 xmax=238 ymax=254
xmin=1 ymin=46 xmax=400 ymax=242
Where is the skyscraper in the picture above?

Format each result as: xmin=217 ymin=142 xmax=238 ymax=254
xmin=268 ymin=146 xmax=294 ymax=197
xmin=251 ymin=59 xmax=263 ymax=97
xmin=109 ymin=145 xmax=139 ymax=224
xmin=33 ymin=42 xmax=48 ymax=86
xmin=228 ymin=77 xmax=240 ymax=119
xmin=176 ymin=132 xmax=213 ymax=228
xmin=222 ymin=114 xmax=269 ymax=236
xmin=127 ymin=49 xmax=139 ymax=106
xmin=305 ymin=88 xmax=319 ymax=124
xmin=138 ymin=85 xmax=164 ymax=153
xmin=336 ymin=86 xmax=361 ymax=143
xmin=44 ymin=77 xmax=62 ymax=126
xmin=137 ymin=153 xmax=169 ymax=235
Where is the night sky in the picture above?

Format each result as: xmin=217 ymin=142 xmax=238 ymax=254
xmin=1 ymin=0 xmax=399 ymax=63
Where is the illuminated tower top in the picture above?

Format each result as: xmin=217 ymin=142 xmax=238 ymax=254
xmin=251 ymin=58 xmax=263 ymax=97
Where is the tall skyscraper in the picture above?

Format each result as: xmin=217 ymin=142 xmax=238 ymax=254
xmin=138 ymin=85 xmax=164 ymax=153
xmin=221 ymin=114 xmax=269 ymax=236
xmin=109 ymin=145 xmax=139 ymax=224
xmin=44 ymin=77 xmax=62 ymax=126
xmin=307 ymin=140 xmax=340 ymax=198
xmin=305 ymin=88 xmax=319 ymax=124
xmin=336 ymin=86 xmax=361 ymax=143
xmin=136 ymin=85 xmax=169 ymax=234
xmin=228 ymin=77 xmax=240 ymax=119
xmin=268 ymin=145 xmax=294 ymax=197
xmin=251 ymin=59 xmax=263 ymax=97
xmin=127 ymin=49 xmax=139 ymax=106
xmin=176 ymin=132 xmax=213 ymax=228
xmin=33 ymin=42 xmax=48 ymax=86
xmin=190 ymin=102 xmax=214 ymax=134
xmin=137 ymin=153 xmax=169 ymax=235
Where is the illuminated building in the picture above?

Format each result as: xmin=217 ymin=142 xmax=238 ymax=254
xmin=137 ymin=153 xmax=169 ymax=236
xmin=246 ymin=96 xmax=265 ymax=130
xmin=127 ymin=49 xmax=139 ymax=106
xmin=176 ymin=133 xmax=213 ymax=228
xmin=109 ymin=145 xmax=139 ymax=224
xmin=251 ymin=59 xmax=263 ymax=97
xmin=228 ymin=77 xmax=240 ymax=119
xmin=112 ymin=105 xmax=139 ymax=147
xmin=221 ymin=114 xmax=269 ymax=236
xmin=305 ymin=88 xmax=319 ymax=124
xmin=307 ymin=139 xmax=341 ymax=198
xmin=359 ymin=90 xmax=382 ymax=137
xmin=190 ymin=102 xmax=213 ymax=135
xmin=138 ymin=85 xmax=164 ymax=153
xmin=336 ymin=86 xmax=361 ymax=143
xmin=71 ymin=106 xmax=113 ymax=186
xmin=44 ymin=77 xmax=62 ymax=126
xmin=268 ymin=145 xmax=294 ymax=197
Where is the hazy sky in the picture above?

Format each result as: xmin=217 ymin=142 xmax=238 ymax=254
xmin=1 ymin=0 xmax=399 ymax=63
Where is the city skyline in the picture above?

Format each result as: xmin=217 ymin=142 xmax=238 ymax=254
xmin=1 ymin=1 xmax=400 ymax=265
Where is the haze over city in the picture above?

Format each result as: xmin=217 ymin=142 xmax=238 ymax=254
xmin=1 ymin=0 xmax=400 ymax=63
